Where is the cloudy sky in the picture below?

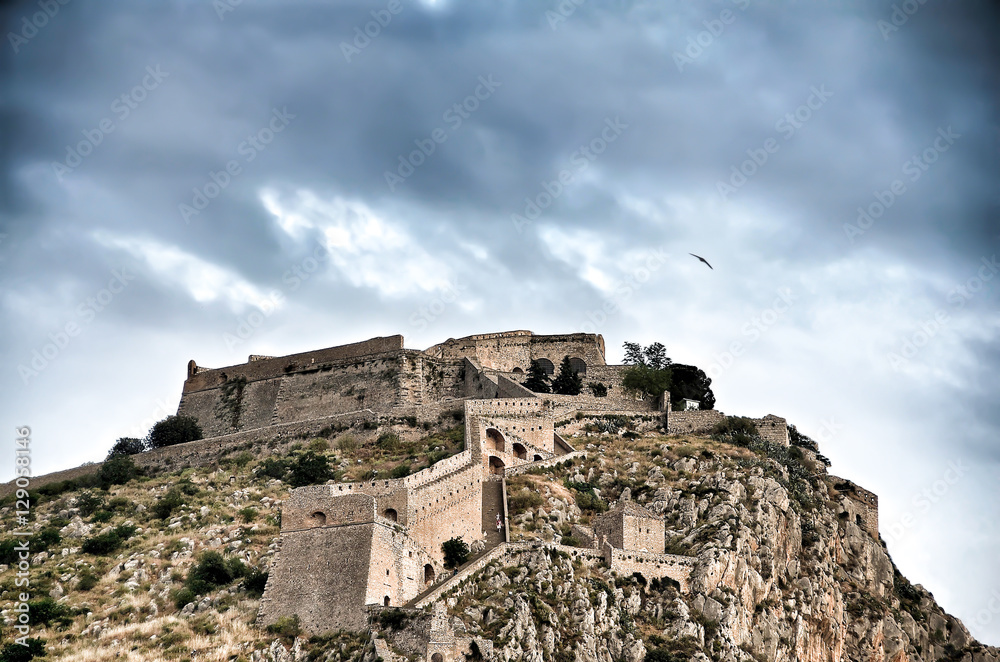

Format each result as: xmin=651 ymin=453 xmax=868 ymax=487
xmin=1 ymin=0 xmax=998 ymax=644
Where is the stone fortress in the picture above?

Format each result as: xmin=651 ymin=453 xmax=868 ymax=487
xmin=170 ymin=330 xmax=879 ymax=657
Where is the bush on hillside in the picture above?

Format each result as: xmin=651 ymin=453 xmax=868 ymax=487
xmin=146 ymin=415 xmax=203 ymax=449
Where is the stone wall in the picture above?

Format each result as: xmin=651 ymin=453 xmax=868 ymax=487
xmin=829 ymin=476 xmax=879 ymax=538
xmin=749 ymin=414 xmax=789 ymax=447
xmin=605 ymin=547 xmax=695 ymax=592
xmin=667 ymin=409 xmax=725 ymax=435
xmin=425 ymin=331 xmax=606 ymax=374
xmin=184 ymin=335 xmax=404 ymax=393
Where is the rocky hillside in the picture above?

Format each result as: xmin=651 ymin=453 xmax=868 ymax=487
xmin=1 ymin=421 xmax=997 ymax=662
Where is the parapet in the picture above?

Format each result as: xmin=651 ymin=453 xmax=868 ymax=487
xmin=183 ymin=335 xmax=404 ymax=393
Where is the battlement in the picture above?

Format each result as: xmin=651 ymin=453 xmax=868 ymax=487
xmin=183 ymin=335 xmax=404 ymax=392
xmin=829 ymin=476 xmax=879 ymax=538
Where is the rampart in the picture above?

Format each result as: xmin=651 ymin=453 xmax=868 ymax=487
xmin=605 ymin=547 xmax=695 ymax=592
xmin=829 ymin=476 xmax=879 ymax=538
xmin=667 ymin=409 xmax=725 ymax=435
xmin=425 ymin=331 xmax=606 ymax=374
xmin=184 ymin=335 xmax=404 ymax=392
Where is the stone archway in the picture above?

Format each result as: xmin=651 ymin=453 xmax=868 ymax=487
xmin=569 ymin=357 xmax=587 ymax=375
xmin=535 ymin=358 xmax=555 ymax=376
xmin=431 ymin=654 xmax=444 ymax=662
xmin=488 ymin=456 xmax=506 ymax=476
xmin=533 ymin=454 xmax=543 ymax=461
xmin=512 ymin=367 xmax=524 ymax=374
xmin=424 ymin=564 xmax=435 ymax=584
xmin=486 ymin=428 xmax=505 ymax=453
xmin=512 ymin=443 xmax=527 ymax=460
xmin=310 ymin=511 xmax=327 ymax=527
xmin=384 ymin=596 xmax=391 ymax=607
xmin=383 ymin=508 xmax=398 ymax=522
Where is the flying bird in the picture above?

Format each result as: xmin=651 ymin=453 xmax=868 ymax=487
xmin=689 ymin=253 xmax=713 ymax=270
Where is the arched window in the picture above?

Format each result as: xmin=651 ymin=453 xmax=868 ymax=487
xmin=383 ymin=508 xmax=398 ymax=522
xmin=512 ymin=443 xmax=527 ymax=460
xmin=432 ymin=654 xmax=444 ymax=662
xmin=535 ymin=358 xmax=555 ymax=375
xmin=485 ymin=428 xmax=505 ymax=453
xmin=512 ymin=367 xmax=524 ymax=374
xmin=569 ymin=357 xmax=587 ymax=375
xmin=533 ymin=454 xmax=543 ymax=461
xmin=488 ymin=456 xmax=506 ymax=476
xmin=384 ymin=596 xmax=391 ymax=607
xmin=310 ymin=511 xmax=327 ymax=527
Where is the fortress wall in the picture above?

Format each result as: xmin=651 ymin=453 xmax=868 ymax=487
xmin=239 ymin=378 xmax=283 ymax=430
xmin=553 ymin=411 xmax=663 ymax=438
xmin=667 ymin=409 xmax=725 ymax=434
xmin=497 ymin=374 xmax=538 ymax=399
xmin=623 ymin=513 xmax=665 ymax=554
xmin=830 ymin=476 xmax=879 ymax=538
xmin=405 ymin=461 xmax=484 ymax=566
xmin=397 ymin=354 xmax=465 ymax=406
xmin=462 ymin=358 xmax=498 ymax=399
xmin=365 ymin=522 xmax=434 ymax=609
xmin=183 ymin=335 xmax=404 ymax=393
xmin=545 ymin=391 xmax=658 ymax=419
xmin=528 ymin=333 xmax=607 ymax=369
xmin=281 ymin=492 xmax=377 ymax=531
xmin=274 ymin=356 xmax=402 ymax=424
xmin=258 ymin=523 xmax=375 ymax=633
xmin=606 ymin=547 xmax=695 ymax=592
xmin=750 ymin=414 xmax=789 ymax=447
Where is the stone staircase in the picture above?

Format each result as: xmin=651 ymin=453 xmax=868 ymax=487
xmin=482 ymin=478 xmax=507 ymax=546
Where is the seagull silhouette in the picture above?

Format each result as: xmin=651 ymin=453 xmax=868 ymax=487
xmin=689 ymin=253 xmax=713 ymax=270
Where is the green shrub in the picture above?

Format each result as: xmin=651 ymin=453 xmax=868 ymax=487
xmin=238 ymin=507 xmax=257 ymax=523
xmin=376 ymin=432 xmax=401 ymax=451
xmin=91 ymin=510 xmax=113 ymax=523
xmin=287 ymin=451 xmax=334 ymax=487
xmin=146 ymin=415 xmax=203 ymax=449
xmin=98 ymin=454 xmax=141 ymax=489
xmin=587 ymin=382 xmax=608 ymax=397
xmin=107 ymin=437 xmax=145 ymax=458
xmin=307 ymin=438 xmax=329 ymax=452
xmin=0 ymin=638 xmax=45 ymax=662
xmin=183 ymin=551 xmax=247 ymax=598
xmin=258 ymin=458 xmax=288 ymax=480
xmin=76 ymin=569 xmax=99 ymax=591
xmin=152 ymin=489 xmax=185 ymax=520
xmin=442 ymin=537 xmax=470 ymax=569
xmin=75 ymin=491 xmax=104 ymax=517
xmin=389 ymin=463 xmax=412 ymax=479
xmin=81 ymin=524 xmax=135 ymax=556
xmin=242 ymin=568 xmax=269 ymax=597
xmin=507 ymin=489 xmax=544 ymax=515
xmin=337 ymin=435 xmax=359 ymax=452
xmin=266 ymin=615 xmax=301 ymax=639
xmin=27 ymin=597 xmax=73 ymax=627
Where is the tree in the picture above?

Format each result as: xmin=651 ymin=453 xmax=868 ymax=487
xmin=287 ymin=451 xmax=334 ymax=487
xmin=623 ymin=341 xmax=645 ymax=366
xmin=146 ymin=415 xmax=203 ymax=449
xmin=643 ymin=342 xmax=671 ymax=370
xmin=442 ymin=537 xmax=470 ymax=569
xmin=551 ymin=355 xmax=583 ymax=395
xmin=523 ymin=359 xmax=551 ymax=393
xmin=621 ymin=364 xmax=672 ymax=402
xmin=107 ymin=437 xmax=145 ymax=458
xmin=97 ymin=455 xmax=140 ymax=489
xmin=668 ymin=363 xmax=715 ymax=410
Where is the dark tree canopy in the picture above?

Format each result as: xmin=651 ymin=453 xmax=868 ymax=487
xmin=146 ymin=415 xmax=203 ymax=449
xmin=523 ymin=359 xmax=551 ymax=393
xmin=107 ymin=437 xmax=145 ymax=459
xmin=442 ymin=536 xmax=470 ymax=569
xmin=551 ymin=356 xmax=583 ymax=395
xmin=668 ymin=363 xmax=715 ymax=410
xmin=287 ymin=451 xmax=335 ymax=487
